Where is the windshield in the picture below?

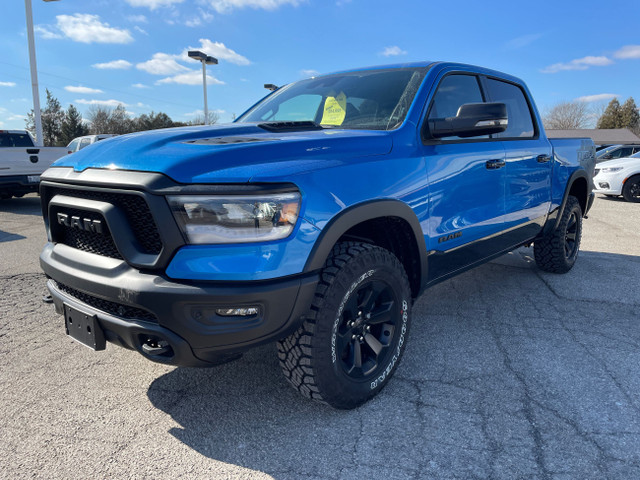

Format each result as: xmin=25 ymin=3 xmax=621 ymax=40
xmin=631 ymin=151 xmax=640 ymax=158
xmin=237 ymin=67 xmax=428 ymax=130
xmin=597 ymin=145 xmax=620 ymax=157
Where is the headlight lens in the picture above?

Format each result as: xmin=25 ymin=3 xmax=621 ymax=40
xmin=167 ymin=193 xmax=301 ymax=244
xmin=601 ymin=167 xmax=623 ymax=173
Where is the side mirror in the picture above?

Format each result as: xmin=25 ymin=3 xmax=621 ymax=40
xmin=428 ymin=102 xmax=508 ymax=139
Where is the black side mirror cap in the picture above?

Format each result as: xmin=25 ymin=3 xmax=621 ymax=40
xmin=428 ymin=102 xmax=508 ymax=139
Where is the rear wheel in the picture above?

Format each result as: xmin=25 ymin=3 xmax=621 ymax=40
xmin=277 ymin=242 xmax=411 ymax=409
xmin=622 ymin=175 xmax=640 ymax=203
xmin=534 ymin=195 xmax=582 ymax=273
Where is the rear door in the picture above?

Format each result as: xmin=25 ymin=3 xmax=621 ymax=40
xmin=420 ymin=73 xmax=507 ymax=281
xmin=483 ymin=77 xmax=551 ymax=244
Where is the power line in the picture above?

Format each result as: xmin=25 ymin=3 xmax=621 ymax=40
xmin=0 ymin=60 xmax=201 ymax=110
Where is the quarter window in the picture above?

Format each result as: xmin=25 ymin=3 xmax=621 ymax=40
xmin=485 ymin=78 xmax=535 ymax=138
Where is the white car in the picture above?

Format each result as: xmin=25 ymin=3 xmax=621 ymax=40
xmin=593 ymin=152 xmax=640 ymax=202
xmin=67 ymin=134 xmax=117 ymax=154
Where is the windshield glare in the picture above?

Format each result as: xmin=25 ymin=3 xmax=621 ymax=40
xmin=237 ymin=68 xmax=428 ymax=131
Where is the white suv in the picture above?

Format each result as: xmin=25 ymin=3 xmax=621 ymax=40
xmin=593 ymin=152 xmax=640 ymax=202
xmin=67 ymin=134 xmax=117 ymax=154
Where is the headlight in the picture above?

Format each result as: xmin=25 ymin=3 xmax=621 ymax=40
xmin=600 ymin=167 xmax=623 ymax=173
xmin=167 ymin=193 xmax=301 ymax=244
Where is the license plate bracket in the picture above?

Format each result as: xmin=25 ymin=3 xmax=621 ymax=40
xmin=64 ymin=304 xmax=106 ymax=351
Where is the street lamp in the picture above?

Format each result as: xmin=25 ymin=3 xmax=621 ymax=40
xmin=188 ymin=50 xmax=218 ymax=126
xmin=24 ymin=0 xmax=59 ymax=146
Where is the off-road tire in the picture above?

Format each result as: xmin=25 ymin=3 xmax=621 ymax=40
xmin=622 ymin=175 xmax=640 ymax=203
xmin=534 ymin=195 xmax=582 ymax=273
xmin=277 ymin=242 xmax=411 ymax=409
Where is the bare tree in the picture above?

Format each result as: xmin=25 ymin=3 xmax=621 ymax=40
xmin=185 ymin=111 xmax=220 ymax=126
xmin=543 ymin=101 xmax=590 ymax=130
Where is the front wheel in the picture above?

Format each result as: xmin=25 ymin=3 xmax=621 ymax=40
xmin=277 ymin=242 xmax=411 ymax=409
xmin=534 ymin=195 xmax=583 ymax=273
xmin=622 ymin=175 xmax=640 ymax=203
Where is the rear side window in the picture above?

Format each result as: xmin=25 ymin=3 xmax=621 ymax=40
xmin=0 ymin=133 xmax=33 ymax=147
xmin=427 ymin=74 xmax=485 ymax=140
xmin=485 ymin=79 xmax=535 ymax=138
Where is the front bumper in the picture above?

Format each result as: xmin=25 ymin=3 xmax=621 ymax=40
xmin=41 ymin=243 xmax=318 ymax=366
xmin=593 ymin=172 xmax=625 ymax=195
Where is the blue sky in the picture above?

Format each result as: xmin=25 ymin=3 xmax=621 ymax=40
xmin=1 ymin=0 xmax=639 ymax=130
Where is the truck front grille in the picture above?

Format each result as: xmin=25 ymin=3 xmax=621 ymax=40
xmin=44 ymin=186 xmax=162 ymax=258
xmin=54 ymin=281 xmax=158 ymax=323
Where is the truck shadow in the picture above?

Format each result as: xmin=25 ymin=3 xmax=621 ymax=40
xmin=0 ymin=194 xmax=42 ymax=216
xmin=147 ymin=249 xmax=640 ymax=478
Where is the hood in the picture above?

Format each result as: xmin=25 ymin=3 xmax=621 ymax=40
xmin=597 ymin=157 xmax=640 ymax=170
xmin=52 ymin=123 xmax=393 ymax=183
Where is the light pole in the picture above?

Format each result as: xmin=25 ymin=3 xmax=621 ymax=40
xmin=24 ymin=0 xmax=59 ymax=146
xmin=188 ymin=50 xmax=218 ymax=126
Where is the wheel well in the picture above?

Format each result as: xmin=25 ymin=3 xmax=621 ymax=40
xmin=569 ymin=177 xmax=588 ymax=214
xmin=337 ymin=216 xmax=421 ymax=298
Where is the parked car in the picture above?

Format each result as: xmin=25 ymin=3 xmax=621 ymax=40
xmin=66 ymin=134 xmax=117 ymax=154
xmin=39 ymin=61 xmax=595 ymax=408
xmin=0 ymin=130 xmax=67 ymax=199
xmin=593 ymin=152 xmax=640 ymax=202
xmin=596 ymin=144 xmax=640 ymax=163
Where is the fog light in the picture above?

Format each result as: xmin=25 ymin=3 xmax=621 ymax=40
xmin=599 ymin=182 xmax=610 ymax=189
xmin=216 ymin=307 xmax=259 ymax=317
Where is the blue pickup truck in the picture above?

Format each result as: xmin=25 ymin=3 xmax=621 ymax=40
xmin=39 ymin=62 xmax=595 ymax=409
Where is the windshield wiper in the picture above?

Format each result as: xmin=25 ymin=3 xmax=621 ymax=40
xmin=258 ymin=121 xmax=324 ymax=132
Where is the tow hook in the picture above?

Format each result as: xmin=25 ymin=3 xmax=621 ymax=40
xmin=141 ymin=337 xmax=172 ymax=357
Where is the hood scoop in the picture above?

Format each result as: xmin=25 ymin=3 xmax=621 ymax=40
xmin=184 ymin=136 xmax=279 ymax=145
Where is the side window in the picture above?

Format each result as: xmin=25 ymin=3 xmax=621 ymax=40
xmin=67 ymin=139 xmax=80 ymax=152
xmin=485 ymin=79 xmax=535 ymax=138
xmin=79 ymin=138 xmax=92 ymax=150
xmin=427 ymin=74 xmax=485 ymax=140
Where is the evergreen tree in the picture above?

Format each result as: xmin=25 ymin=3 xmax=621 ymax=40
xmin=41 ymin=89 xmax=65 ymax=146
xmin=60 ymin=104 xmax=88 ymax=145
xmin=597 ymin=98 xmax=623 ymax=129
xmin=620 ymin=98 xmax=640 ymax=135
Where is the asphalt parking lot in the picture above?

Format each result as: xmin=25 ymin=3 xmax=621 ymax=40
xmin=1 ymin=194 xmax=639 ymax=479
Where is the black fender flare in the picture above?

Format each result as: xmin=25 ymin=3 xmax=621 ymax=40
xmin=303 ymin=199 xmax=429 ymax=294
xmin=543 ymin=169 xmax=589 ymax=236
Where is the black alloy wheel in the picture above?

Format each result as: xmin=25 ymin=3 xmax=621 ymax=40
xmin=334 ymin=280 xmax=399 ymax=380
xmin=564 ymin=211 xmax=579 ymax=260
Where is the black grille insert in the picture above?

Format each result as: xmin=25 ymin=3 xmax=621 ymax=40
xmin=54 ymin=281 xmax=158 ymax=323
xmin=46 ymin=186 xmax=162 ymax=257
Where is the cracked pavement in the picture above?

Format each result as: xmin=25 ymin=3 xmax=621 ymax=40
xmin=1 ymin=194 xmax=639 ymax=479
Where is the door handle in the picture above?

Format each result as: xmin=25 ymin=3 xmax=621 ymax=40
xmin=537 ymin=154 xmax=551 ymax=163
xmin=485 ymin=159 xmax=506 ymax=170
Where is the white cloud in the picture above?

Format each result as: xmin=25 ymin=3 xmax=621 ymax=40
xmin=132 ymin=83 xmax=149 ymax=89
xmin=54 ymin=14 xmax=133 ymax=44
xmin=576 ymin=93 xmax=620 ymax=103
xmin=7 ymin=114 xmax=26 ymax=121
xmin=93 ymin=59 xmax=133 ymax=70
xmin=185 ymin=9 xmax=214 ymax=27
xmin=127 ymin=14 xmax=149 ymax=23
xmin=380 ymin=46 xmax=407 ymax=57
xmin=137 ymin=52 xmax=189 ymax=75
xmin=614 ymin=45 xmax=640 ymax=60
xmin=300 ymin=69 xmax=319 ymax=77
xmin=65 ymin=85 xmax=104 ymax=94
xmin=505 ymin=33 xmax=543 ymax=50
xmin=156 ymin=70 xmax=224 ymax=85
xmin=203 ymin=0 xmax=302 ymax=14
xmin=134 ymin=26 xmax=148 ymax=35
xmin=76 ymin=99 xmax=129 ymax=107
xmin=183 ymin=39 xmax=250 ymax=65
xmin=34 ymin=25 xmax=63 ymax=39
xmin=0 ymin=81 xmax=16 ymax=87
xmin=125 ymin=0 xmax=184 ymax=10
xmin=541 ymin=55 xmax=613 ymax=73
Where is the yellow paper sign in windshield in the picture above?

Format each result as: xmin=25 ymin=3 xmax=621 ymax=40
xmin=321 ymin=92 xmax=347 ymax=126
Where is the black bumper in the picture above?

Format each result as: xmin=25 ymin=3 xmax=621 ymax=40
xmin=0 ymin=175 xmax=39 ymax=197
xmin=41 ymin=243 xmax=318 ymax=366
